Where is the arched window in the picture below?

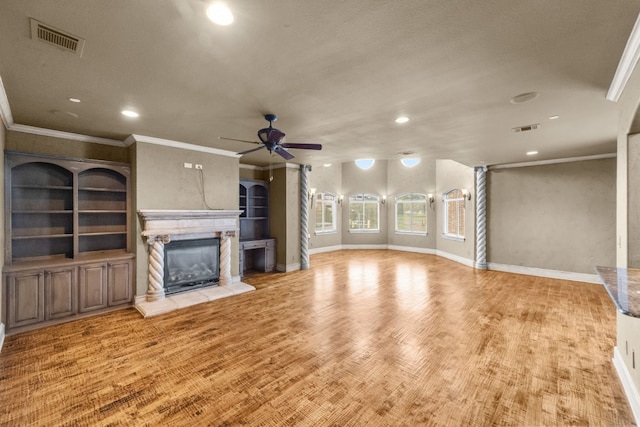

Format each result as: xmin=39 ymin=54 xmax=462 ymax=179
xmin=315 ymin=192 xmax=337 ymax=234
xmin=395 ymin=193 xmax=427 ymax=235
xmin=354 ymin=159 xmax=375 ymax=170
xmin=348 ymin=193 xmax=380 ymax=232
xmin=443 ymin=189 xmax=466 ymax=240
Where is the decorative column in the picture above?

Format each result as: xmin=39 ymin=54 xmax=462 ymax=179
xmin=219 ymin=231 xmax=234 ymax=286
xmin=300 ymin=165 xmax=312 ymax=270
xmin=147 ymin=235 xmax=170 ymax=301
xmin=474 ymin=166 xmax=488 ymax=270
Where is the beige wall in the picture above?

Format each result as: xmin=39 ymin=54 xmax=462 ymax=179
xmin=268 ymin=165 xmax=301 ymax=270
xmin=487 ymin=158 xmax=616 ymax=274
xmin=629 ymin=134 xmax=640 ymax=267
xmin=270 ymin=167 xmax=287 ymax=268
xmin=133 ymin=142 xmax=240 ymax=296
xmin=309 ymin=164 xmax=342 ymax=250
xmin=387 ymin=158 xmax=437 ymax=250
xmin=239 ymin=166 xmax=268 ymax=181
xmin=341 ymin=160 xmax=388 ymax=245
xmin=436 ymin=159 xmax=475 ymax=261
xmin=6 ymin=131 xmax=129 ymax=163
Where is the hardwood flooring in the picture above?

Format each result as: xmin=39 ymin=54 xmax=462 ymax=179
xmin=0 ymin=250 xmax=635 ymax=426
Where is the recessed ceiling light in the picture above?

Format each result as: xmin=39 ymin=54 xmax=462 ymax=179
xmin=526 ymin=151 xmax=538 ymax=156
xmin=510 ymin=92 xmax=539 ymax=104
xmin=398 ymin=151 xmax=416 ymax=156
xmin=68 ymin=97 xmax=81 ymax=103
xmin=323 ymin=163 xmax=332 ymax=167
xmin=206 ymin=3 xmax=234 ymax=26
xmin=395 ymin=116 xmax=410 ymax=124
xmin=121 ymin=110 xmax=139 ymax=118
xmin=549 ymin=115 xmax=559 ymax=120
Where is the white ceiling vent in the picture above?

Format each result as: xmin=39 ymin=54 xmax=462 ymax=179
xmin=512 ymin=123 xmax=540 ymax=133
xmin=30 ymin=18 xmax=85 ymax=56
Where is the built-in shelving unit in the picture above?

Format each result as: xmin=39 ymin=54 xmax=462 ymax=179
xmin=3 ymin=151 xmax=134 ymax=334
xmin=239 ymin=179 xmax=275 ymax=275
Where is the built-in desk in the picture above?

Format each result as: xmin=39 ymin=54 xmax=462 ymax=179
xmin=596 ymin=266 xmax=640 ymax=422
xmin=239 ymin=239 xmax=276 ymax=276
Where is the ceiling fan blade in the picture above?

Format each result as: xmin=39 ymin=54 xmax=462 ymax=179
xmin=280 ymin=143 xmax=322 ymax=151
xmin=238 ymin=146 xmax=266 ymax=155
xmin=219 ymin=136 xmax=261 ymax=145
xmin=274 ymin=146 xmax=295 ymax=160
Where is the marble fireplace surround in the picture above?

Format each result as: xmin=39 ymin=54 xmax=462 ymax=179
xmin=135 ymin=209 xmax=255 ymax=317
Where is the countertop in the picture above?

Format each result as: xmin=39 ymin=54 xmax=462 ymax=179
xmin=596 ymin=266 xmax=640 ymax=318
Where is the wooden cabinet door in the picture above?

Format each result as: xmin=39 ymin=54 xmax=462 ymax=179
xmin=265 ymin=240 xmax=276 ymax=272
xmin=107 ymin=260 xmax=132 ymax=306
xmin=45 ymin=267 xmax=77 ymax=319
xmin=6 ymin=271 xmax=44 ymax=328
xmin=78 ymin=263 xmax=107 ymax=313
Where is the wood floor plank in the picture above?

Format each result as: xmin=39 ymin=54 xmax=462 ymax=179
xmin=0 ymin=250 xmax=635 ymax=426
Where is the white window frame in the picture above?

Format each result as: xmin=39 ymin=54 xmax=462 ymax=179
xmin=348 ymin=193 xmax=380 ymax=233
xmin=315 ymin=192 xmax=337 ymax=234
xmin=442 ymin=189 xmax=466 ymax=241
xmin=395 ymin=193 xmax=427 ymax=236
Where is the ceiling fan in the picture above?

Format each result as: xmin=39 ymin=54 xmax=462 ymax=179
xmin=219 ymin=114 xmax=322 ymax=160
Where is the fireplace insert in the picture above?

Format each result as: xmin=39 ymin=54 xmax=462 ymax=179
xmin=163 ymin=238 xmax=220 ymax=295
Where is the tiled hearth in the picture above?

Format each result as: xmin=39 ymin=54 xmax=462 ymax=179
xmin=136 ymin=209 xmax=255 ymax=317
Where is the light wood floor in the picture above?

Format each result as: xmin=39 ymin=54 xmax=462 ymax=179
xmin=0 ymin=250 xmax=635 ymax=426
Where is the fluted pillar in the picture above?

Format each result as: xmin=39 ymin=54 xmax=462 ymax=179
xmin=219 ymin=231 xmax=234 ymax=286
xmin=147 ymin=235 xmax=170 ymax=301
xmin=475 ymin=166 xmax=488 ymax=270
xmin=300 ymin=165 xmax=312 ymax=270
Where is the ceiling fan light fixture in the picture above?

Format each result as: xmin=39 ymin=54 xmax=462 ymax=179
xmin=206 ymin=3 xmax=234 ymax=26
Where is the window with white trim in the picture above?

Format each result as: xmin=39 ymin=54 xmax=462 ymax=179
xmin=443 ymin=189 xmax=465 ymax=240
xmin=315 ymin=192 xmax=337 ymax=234
xmin=395 ymin=193 xmax=427 ymax=235
xmin=348 ymin=193 xmax=380 ymax=232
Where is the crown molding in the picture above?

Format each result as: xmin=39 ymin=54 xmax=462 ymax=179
xmin=0 ymin=76 xmax=14 ymax=128
xmin=607 ymin=13 xmax=640 ymax=102
xmin=239 ymin=162 xmax=301 ymax=171
xmin=488 ymin=153 xmax=616 ymax=170
xmin=9 ymin=124 xmax=125 ymax=146
xmin=125 ymin=134 xmax=241 ymax=158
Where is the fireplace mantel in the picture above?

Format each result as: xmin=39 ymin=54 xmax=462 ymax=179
xmin=135 ymin=209 xmax=254 ymax=317
xmin=138 ymin=209 xmax=243 ymax=238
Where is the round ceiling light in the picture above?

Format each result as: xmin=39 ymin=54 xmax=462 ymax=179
xmin=526 ymin=150 xmax=538 ymax=156
xmin=395 ymin=116 xmax=410 ymax=124
xmin=206 ymin=3 xmax=234 ymax=26
xmin=68 ymin=97 xmax=81 ymax=103
xmin=510 ymin=92 xmax=539 ymax=104
xmin=121 ymin=110 xmax=139 ymax=118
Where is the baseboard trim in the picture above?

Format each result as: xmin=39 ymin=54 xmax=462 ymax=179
xmin=341 ymin=244 xmax=389 ymax=250
xmin=309 ymin=244 xmax=343 ymax=255
xmin=0 ymin=323 xmax=5 ymax=353
xmin=436 ymin=250 xmax=475 ymax=268
xmin=277 ymin=262 xmax=301 ymax=272
xmin=613 ymin=346 xmax=640 ymax=425
xmin=388 ymin=245 xmax=436 ymax=255
xmin=487 ymin=263 xmax=600 ymax=283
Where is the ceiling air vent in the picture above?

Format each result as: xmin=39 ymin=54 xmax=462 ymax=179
xmin=512 ymin=123 xmax=540 ymax=133
xmin=30 ymin=18 xmax=85 ymax=56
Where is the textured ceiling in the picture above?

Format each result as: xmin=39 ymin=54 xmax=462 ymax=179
xmin=0 ymin=0 xmax=638 ymax=167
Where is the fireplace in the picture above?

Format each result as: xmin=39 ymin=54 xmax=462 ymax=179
xmin=163 ymin=238 xmax=220 ymax=295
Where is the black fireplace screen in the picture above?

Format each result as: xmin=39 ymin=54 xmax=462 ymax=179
xmin=163 ymin=238 xmax=220 ymax=294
